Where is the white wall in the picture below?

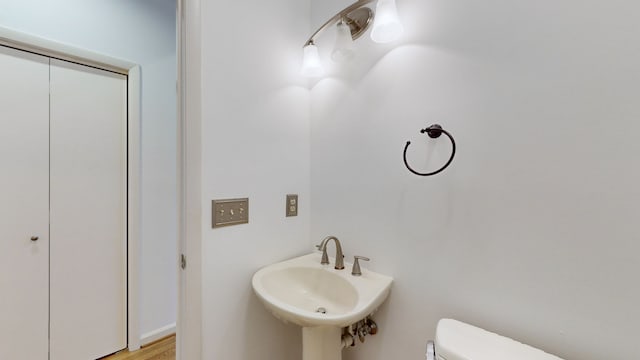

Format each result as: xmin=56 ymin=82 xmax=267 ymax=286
xmin=198 ymin=0 xmax=312 ymax=358
xmin=0 ymin=0 xmax=177 ymax=339
xmin=310 ymin=0 xmax=640 ymax=359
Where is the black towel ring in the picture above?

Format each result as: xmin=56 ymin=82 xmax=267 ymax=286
xmin=403 ymin=124 xmax=456 ymax=176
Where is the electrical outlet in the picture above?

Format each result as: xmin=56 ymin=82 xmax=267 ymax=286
xmin=286 ymin=194 xmax=298 ymax=217
xmin=212 ymin=198 xmax=249 ymax=228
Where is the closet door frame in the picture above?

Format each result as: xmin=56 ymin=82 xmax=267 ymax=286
xmin=0 ymin=27 xmax=144 ymax=352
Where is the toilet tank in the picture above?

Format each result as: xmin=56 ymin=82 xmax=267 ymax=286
xmin=434 ymin=319 xmax=564 ymax=360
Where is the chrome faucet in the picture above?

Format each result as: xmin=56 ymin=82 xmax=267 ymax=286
xmin=316 ymin=236 xmax=345 ymax=270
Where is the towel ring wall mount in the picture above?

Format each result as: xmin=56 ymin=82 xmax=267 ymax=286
xmin=403 ymin=124 xmax=456 ymax=177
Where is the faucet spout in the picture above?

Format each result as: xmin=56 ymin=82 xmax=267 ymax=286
xmin=317 ymin=236 xmax=345 ymax=270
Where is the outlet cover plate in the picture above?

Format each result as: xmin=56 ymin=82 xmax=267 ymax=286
xmin=212 ymin=198 xmax=249 ymax=228
xmin=286 ymin=194 xmax=298 ymax=217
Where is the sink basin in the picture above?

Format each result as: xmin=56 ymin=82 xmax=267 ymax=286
xmin=252 ymin=253 xmax=392 ymax=327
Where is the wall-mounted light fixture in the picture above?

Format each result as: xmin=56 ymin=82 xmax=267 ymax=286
xmin=300 ymin=0 xmax=404 ymax=77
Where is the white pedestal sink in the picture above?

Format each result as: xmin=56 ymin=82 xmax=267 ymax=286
xmin=252 ymin=253 xmax=393 ymax=360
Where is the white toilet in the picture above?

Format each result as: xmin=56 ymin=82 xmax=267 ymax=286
xmin=428 ymin=319 xmax=564 ymax=360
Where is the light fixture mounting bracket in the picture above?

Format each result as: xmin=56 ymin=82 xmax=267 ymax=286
xmin=344 ymin=7 xmax=374 ymax=40
xmin=304 ymin=0 xmax=376 ymax=46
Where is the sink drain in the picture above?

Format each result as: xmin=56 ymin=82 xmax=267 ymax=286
xmin=316 ymin=307 xmax=327 ymax=314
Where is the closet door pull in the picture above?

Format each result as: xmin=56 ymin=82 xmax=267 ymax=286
xmin=30 ymin=236 xmax=39 ymax=241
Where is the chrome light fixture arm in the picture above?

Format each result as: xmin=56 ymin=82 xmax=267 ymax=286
xmin=300 ymin=0 xmax=403 ymax=76
xmin=304 ymin=0 xmax=376 ymax=47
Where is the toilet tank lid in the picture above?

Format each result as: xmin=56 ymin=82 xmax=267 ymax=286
xmin=435 ymin=319 xmax=564 ymax=360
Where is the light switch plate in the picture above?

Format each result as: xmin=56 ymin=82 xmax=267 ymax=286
xmin=286 ymin=194 xmax=298 ymax=217
xmin=212 ymin=198 xmax=249 ymax=228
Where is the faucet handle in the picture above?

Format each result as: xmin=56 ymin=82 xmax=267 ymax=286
xmin=351 ymin=256 xmax=370 ymax=276
xmin=316 ymin=237 xmax=333 ymax=265
xmin=316 ymin=242 xmax=329 ymax=265
xmin=320 ymin=248 xmax=330 ymax=265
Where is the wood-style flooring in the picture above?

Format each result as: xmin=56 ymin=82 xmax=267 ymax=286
xmin=102 ymin=335 xmax=175 ymax=360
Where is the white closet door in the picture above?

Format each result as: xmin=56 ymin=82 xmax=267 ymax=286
xmin=0 ymin=46 xmax=50 ymax=360
xmin=49 ymin=59 xmax=127 ymax=360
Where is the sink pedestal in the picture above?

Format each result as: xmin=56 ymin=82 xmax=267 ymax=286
xmin=302 ymin=326 xmax=342 ymax=360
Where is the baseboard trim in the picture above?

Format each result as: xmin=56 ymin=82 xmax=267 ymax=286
xmin=140 ymin=323 xmax=176 ymax=347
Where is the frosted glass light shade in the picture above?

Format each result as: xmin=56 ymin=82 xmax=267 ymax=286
xmin=370 ymin=0 xmax=404 ymax=43
xmin=331 ymin=21 xmax=355 ymax=63
xmin=300 ymin=43 xmax=324 ymax=77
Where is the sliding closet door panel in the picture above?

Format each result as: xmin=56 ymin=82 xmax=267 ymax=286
xmin=0 ymin=46 xmax=50 ymax=360
xmin=49 ymin=59 xmax=127 ymax=360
